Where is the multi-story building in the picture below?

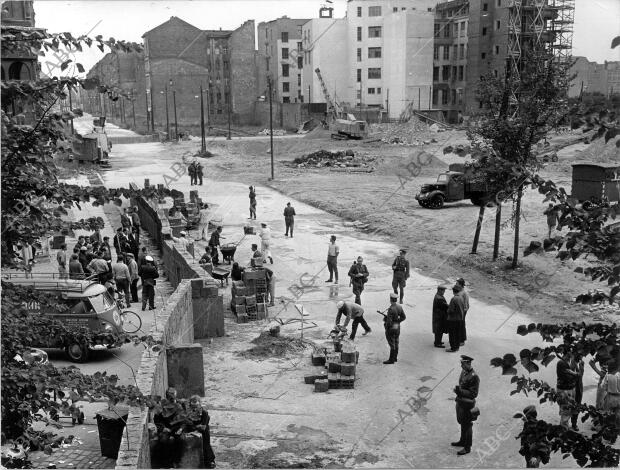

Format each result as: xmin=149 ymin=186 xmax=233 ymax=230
xmin=141 ymin=16 xmax=258 ymax=134
xmin=257 ymin=17 xmax=310 ymax=103
xmin=569 ymin=57 xmax=620 ymax=98
xmin=432 ymin=0 xmax=468 ymax=122
xmin=303 ymin=0 xmax=439 ymax=120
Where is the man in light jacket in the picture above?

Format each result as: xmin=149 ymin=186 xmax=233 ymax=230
xmin=335 ymin=300 xmax=371 ymax=341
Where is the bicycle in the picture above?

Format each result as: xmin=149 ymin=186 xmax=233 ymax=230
xmin=115 ymin=295 xmax=142 ymax=334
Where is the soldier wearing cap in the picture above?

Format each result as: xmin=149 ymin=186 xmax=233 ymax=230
xmin=456 ymin=278 xmax=470 ymax=346
xmin=391 ymin=249 xmax=410 ymax=304
xmin=348 ymin=256 xmax=369 ymax=305
xmin=382 ymin=292 xmax=406 ymax=364
xmin=452 ymin=355 xmax=480 ymax=455
xmin=432 ymin=284 xmax=449 ymax=347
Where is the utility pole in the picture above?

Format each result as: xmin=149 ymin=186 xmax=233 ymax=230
xmin=68 ymin=87 xmax=74 ymax=134
xmin=131 ymin=96 xmax=136 ymax=129
xmin=172 ymin=89 xmax=178 ymax=141
xmin=200 ymin=84 xmax=206 ymax=153
xmin=386 ymin=88 xmax=389 ymax=120
xmin=164 ymin=84 xmax=170 ymax=140
xmin=308 ymin=85 xmax=311 ymax=103
xmin=150 ymin=87 xmax=155 ymax=133
xmin=268 ymin=76 xmax=274 ymax=180
xmin=227 ymin=89 xmax=232 ymax=140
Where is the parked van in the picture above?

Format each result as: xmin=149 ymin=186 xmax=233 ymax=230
xmin=2 ymin=273 xmax=125 ymax=362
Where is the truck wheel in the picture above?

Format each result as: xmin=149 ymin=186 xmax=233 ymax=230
xmin=428 ymin=194 xmax=445 ymax=209
xmin=65 ymin=342 xmax=89 ymax=363
xmin=418 ymin=199 xmax=428 ymax=208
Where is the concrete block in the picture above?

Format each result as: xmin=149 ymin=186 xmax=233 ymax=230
xmin=233 ymin=296 xmax=246 ymax=305
xmin=206 ymin=287 xmax=218 ymax=297
xmin=333 ymin=340 xmax=342 ymax=353
xmin=315 ymin=379 xmax=329 ymax=392
xmin=191 ymin=279 xmax=204 ymax=298
xmin=341 ymin=363 xmax=356 ymax=376
xmin=178 ymin=431 xmax=204 ymax=468
xmin=232 ymin=281 xmax=245 ymax=288
xmin=245 ymin=296 xmax=256 ymax=306
xmin=312 ymin=353 xmax=326 ymax=366
xmin=328 ymin=373 xmax=341 ymax=389
xmin=166 ymin=343 xmax=205 ymax=398
xmin=237 ymin=313 xmax=248 ymax=323
xmin=256 ymin=309 xmax=266 ymax=320
xmin=328 ymin=362 xmax=341 ymax=373
xmin=236 ymin=305 xmax=246 ymax=314
xmin=341 ymin=352 xmax=356 ymax=363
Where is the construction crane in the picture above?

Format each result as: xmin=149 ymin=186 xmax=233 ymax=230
xmin=314 ymin=67 xmax=343 ymax=120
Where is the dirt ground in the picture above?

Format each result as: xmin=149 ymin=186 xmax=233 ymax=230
xmin=187 ymin=125 xmax=616 ymax=325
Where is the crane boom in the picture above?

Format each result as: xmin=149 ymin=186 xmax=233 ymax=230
xmin=314 ymin=68 xmax=342 ymax=119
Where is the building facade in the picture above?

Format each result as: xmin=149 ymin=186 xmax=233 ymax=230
xmin=257 ymin=17 xmax=310 ymax=103
xmin=569 ymin=56 xmax=620 ymax=98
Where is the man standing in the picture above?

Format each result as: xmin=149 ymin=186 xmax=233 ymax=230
xmin=126 ymin=253 xmax=140 ymax=303
xmin=78 ymin=246 xmax=89 ymax=273
xmin=262 ymin=265 xmax=276 ymax=307
xmin=112 ymin=257 xmax=131 ymax=307
xmin=335 ymin=300 xmax=371 ymax=341
xmin=198 ymin=203 xmax=211 ymax=241
xmin=519 ymin=406 xmax=551 ymax=468
xmin=451 ymin=355 xmax=480 ymax=455
xmin=556 ymin=347 xmax=579 ymax=428
xmin=113 ymin=228 xmax=126 ymax=259
xmin=570 ymin=352 xmax=585 ymax=431
xmin=208 ymin=226 xmax=224 ymax=265
xmin=102 ymin=237 xmax=112 ymax=261
xmin=248 ymin=186 xmax=257 ymax=219
xmin=283 ymin=202 xmax=296 ymax=237
xmin=391 ymin=249 xmax=410 ymax=304
xmin=432 ymin=284 xmax=449 ymax=348
xmin=138 ymin=246 xmax=148 ymax=268
xmin=130 ymin=207 xmax=141 ymax=244
xmin=69 ymin=253 xmax=84 ymax=279
xmin=326 ymin=235 xmax=339 ymax=284
xmin=87 ymin=253 xmax=110 ymax=285
xmin=456 ymin=278 xmax=470 ymax=346
xmin=140 ymin=255 xmax=159 ymax=311
xmin=446 ymin=285 xmax=465 ymax=352
xmin=348 ymin=256 xmax=369 ymax=305
xmin=74 ymin=235 xmax=86 ymax=253
xmin=57 ymin=244 xmax=68 ymax=279
xmin=196 ymin=162 xmax=204 ymax=185
xmin=259 ymin=223 xmax=273 ymax=264
xmin=121 ymin=208 xmax=132 ymax=230
xmin=188 ymin=160 xmax=197 ymax=185
xmin=543 ymin=203 xmax=560 ymax=239
xmin=382 ymin=292 xmax=406 ymax=364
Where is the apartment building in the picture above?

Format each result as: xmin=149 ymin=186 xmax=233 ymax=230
xmin=569 ymin=57 xmax=620 ymax=98
xmin=257 ymin=17 xmax=310 ymax=103
xmin=432 ymin=0 xmax=468 ymax=123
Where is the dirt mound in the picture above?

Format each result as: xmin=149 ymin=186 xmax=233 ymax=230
xmin=574 ymin=136 xmax=620 ymax=163
xmin=303 ymin=126 xmax=331 ymax=140
xmin=369 ymin=116 xmax=432 ymax=145
xmin=289 ymin=149 xmax=376 ymax=170
xmin=237 ymin=332 xmax=309 ymax=358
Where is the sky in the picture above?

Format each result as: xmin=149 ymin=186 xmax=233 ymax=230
xmin=33 ymin=0 xmax=620 ymax=75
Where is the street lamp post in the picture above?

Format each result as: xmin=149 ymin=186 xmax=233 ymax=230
xmin=161 ymin=84 xmax=170 ymax=140
xmin=268 ymin=76 xmax=274 ymax=180
xmin=199 ymin=85 xmax=206 ymax=153
xmin=173 ymin=89 xmax=178 ymax=142
xmin=131 ymin=89 xmax=136 ymax=129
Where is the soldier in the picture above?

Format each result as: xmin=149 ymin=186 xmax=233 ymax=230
xmin=451 ymin=355 xmax=480 ymax=455
xmin=188 ymin=160 xmax=197 ymax=185
xmin=196 ymin=162 xmax=204 ymax=185
xmin=391 ymin=249 xmax=410 ymax=304
xmin=456 ymin=278 xmax=470 ymax=346
xmin=348 ymin=256 xmax=369 ymax=305
xmin=446 ymin=284 xmax=465 ymax=352
xmin=382 ymin=292 xmax=406 ymax=364
xmin=432 ymin=284 xmax=449 ymax=347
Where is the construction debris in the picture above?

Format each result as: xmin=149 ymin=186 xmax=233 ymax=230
xmin=258 ymin=128 xmax=286 ymax=136
xmin=238 ymin=332 xmax=309 ymax=358
xmin=291 ymin=149 xmax=377 ymax=170
xmin=306 ymin=340 xmax=359 ymax=391
xmin=369 ymin=116 xmax=431 ymax=145
xmin=296 ymin=119 xmax=319 ymax=134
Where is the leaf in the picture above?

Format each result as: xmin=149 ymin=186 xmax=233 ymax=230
xmin=541 ymin=354 xmax=556 ymax=367
xmin=502 ymin=366 xmax=518 ymax=375
xmin=60 ymin=59 xmax=72 ymax=71
xmin=524 ymin=361 xmax=540 ymax=373
xmin=76 ymin=63 xmax=85 ymax=74
xmin=513 ymin=413 xmax=524 ymax=418
xmin=517 ymin=324 xmax=528 ymax=336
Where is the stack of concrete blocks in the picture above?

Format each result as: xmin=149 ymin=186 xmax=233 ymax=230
xmin=191 ymin=278 xmax=225 ymax=338
xmin=230 ymin=269 xmax=268 ymax=323
xmin=307 ymin=340 xmax=359 ymax=392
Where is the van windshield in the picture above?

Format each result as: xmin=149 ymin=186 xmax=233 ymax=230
xmin=88 ymin=292 xmax=115 ymax=313
xmin=437 ymin=174 xmax=448 ymax=183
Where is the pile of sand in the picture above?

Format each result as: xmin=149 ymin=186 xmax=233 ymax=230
xmin=237 ymin=332 xmax=310 ymax=358
xmin=369 ymin=116 xmax=432 ymax=144
xmin=574 ymin=135 xmax=620 ymax=163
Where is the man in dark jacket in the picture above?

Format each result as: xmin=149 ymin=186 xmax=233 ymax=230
xmin=456 ymin=278 xmax=470 ymax=346
xmin=208 ymin=226 xmax=224 ymax=265
xmin=130 ymin=207 xmax=141 ymax=244
xmin=140 ymin=255 xmax=159 ymax=311
xmin=446 ymin=285 xmax=465 ymax=352
xmin=283 ymin=202 xmax=296 ymax=237
xmin=348 ymin=256 xmax=369 ymax=305
xmin=519 ymin=406 xmax=551 ymax=467
xmin=335 ymin=300 xmax=371 ymax=340
xmin=452 ymin=355 xmax=480 ymax=455
xmin=391 ymin=249 xmax=410 ymax=304
xmin=433 ymin=284 xmax=449 ymax=347
xmin=121 ymin=208 xmax=132 ymax=229
xmin=382 ymin=292 xmax=406 ymax=364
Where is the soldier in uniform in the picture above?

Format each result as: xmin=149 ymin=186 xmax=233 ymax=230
xmin=348 ymin=256 xmax=369 ymax=305
xmin=391 ymin=249 xmax=410 ymax=304
xmin=382 ymin=292 xmax=406 ymax=364
xmin=452 ymin=355 xmax=480 ymax=455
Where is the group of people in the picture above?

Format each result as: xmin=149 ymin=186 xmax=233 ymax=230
xmin=432 ymin=278 xmax=470 ymax=352
xmin=188 ymin=160 xmax=204 ymax=186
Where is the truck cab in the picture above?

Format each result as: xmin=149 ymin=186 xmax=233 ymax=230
xmin=416 ymin=164 xmax=489 ymax=209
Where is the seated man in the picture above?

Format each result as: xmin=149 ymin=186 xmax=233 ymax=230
xmin=199 ymin=248 xmax=212 ymax=265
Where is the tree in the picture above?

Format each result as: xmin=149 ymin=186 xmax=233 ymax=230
xmin=467 ymin=47 xmax=571 ymax=267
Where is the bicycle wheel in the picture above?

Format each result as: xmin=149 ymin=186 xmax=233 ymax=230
xmin=121 ymin=310 xmax=142 ymax=334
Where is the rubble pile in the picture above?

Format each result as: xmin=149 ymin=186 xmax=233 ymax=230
xmin=258 ymin=128 xmax=286 ymax=136
xmin=291 ymin=149 xmax=377 ymax=170
xmin=369 ymin=116 xmax=432 ymax=145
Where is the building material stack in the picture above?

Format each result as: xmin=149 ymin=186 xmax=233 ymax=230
xmin=230 ymin=269 xmax=268 ymax=323
xmin=306 ymin=340 xmax=359 ymax=391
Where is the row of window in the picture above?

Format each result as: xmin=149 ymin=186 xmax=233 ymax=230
xmin=481 ymin=21 xmax=501 ymax=36
xmin=356 ymin=5 xmax=433 ymax=17
xmin=433 ymin=65 xmax=466 ymax=82
xmin=432 ymin=88 xmax=463 ymax=106
xmin=433 ymin=44 xmax=467 ymax=61
xmin=434 ymin=21 xmax=467 ymax=38
xmin=281 ymin=74 xmax=302 ymax=92
xmin=439 ymin=5 xmax=469 ymax=18
xmin=357 ymin=26 xmax=382 ymax=41
xmin=356 ymin=68 xmax=382 ymax=81
xmin=482 ymin=0 xmax=503 ymax=12
xmin=356 ymin=47 xmax=382 ymax=60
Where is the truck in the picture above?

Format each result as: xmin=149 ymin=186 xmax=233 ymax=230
xmin=571 ymin=162 xmax=620 ymax=209
xmin=415 ymin=163 xmax=490 ymax=209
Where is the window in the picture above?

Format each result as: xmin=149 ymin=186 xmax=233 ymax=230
xmin=357 ymin=6 xmax=362 ymax=17
xmin=442 ymin=65 xmax=450 ymax=80
xmin=357 ymin=69 xmax=361 ymax=82
xmin=458 ymin=65 xmax=464 ymax=80
xmin=460 ymin=44 xmax=465 ymax=59
xmin=433 ymin=66 xmax=439 ymax=81
xmin=433 ymin=45 xmax=439 ymax=60
xmin=460 ymin=22 xmax=466 ymax=35
xmin=442 ymin=90 xmax=449 ymax=105
xmin=283 ymin=97 xmax=290 ymax=103
xmin=357 ymin=48 xmax=362 ymax=61
xmin=282 ymin=48 xmax=289 ymax=59
xmin=495 ymin=20 xmax=501 ymax=30
xmin=282 ymin=82 xmax=290 ymax=92
xmin=444 ymin=25 xmax=450 ymax=37
xmin=298 ymin=56 xmax=303 ymax=68
xmin=434 ymin=24 xmax=441 ymax=38
xmin=497 ymin=0 xmax=501 ymax=6
xmin=483 ymin=3 xmax=488 ymax=11
xmin=452 ymin=66 xmax=457 ymax=80
xmin=368 ymin=47 xmax=382 ymax=58
xmin=297 ymin=41 xmax=302 ymax=51
xmin=453 ymin=23 xmax=458 ymax=37
xmin=443 ymin=45 xmax=450 ymax=60
xmin=368 ymin=26 xmax=382 ymax=38
xmin=493 ymin=69 xmax=499 ymax=77
xmin=481 ymin=52 xmax=487 ymax=59
xmin=393 ymin=6 xmax=398 ymax=12
xmin=281 ymin=32 xmax=289 ymax=42
xmin=282 ymin=64 xmax=289 ymax=77
xmin=377 ymin=87 xmax=381 ymax=94
xmin=453 ymin=45 xmax=458 ymax=58
xmin=482 ymin=27 xmax=487 ymax=36
xmin=432 ymin=89 xmax=438 ymax=105
xmin=369 ymin=6 xmax=381 ymax=16
xmin=495 ymin=45 xmax=500 ymax=55
xmin=428 ymin=7 xmax=433 ymax=11
xmin=452 ymin=89 xmax=457 ymax=104
xmin=298 ymin=74 xmax=301 ymax=86
xmin=357 ymin=27 xmax=362 ymax=41
xmin=368 ymin=67 xmax=381 ymax=79
xmin=368 ymin=87 xmax=376 ymax=94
